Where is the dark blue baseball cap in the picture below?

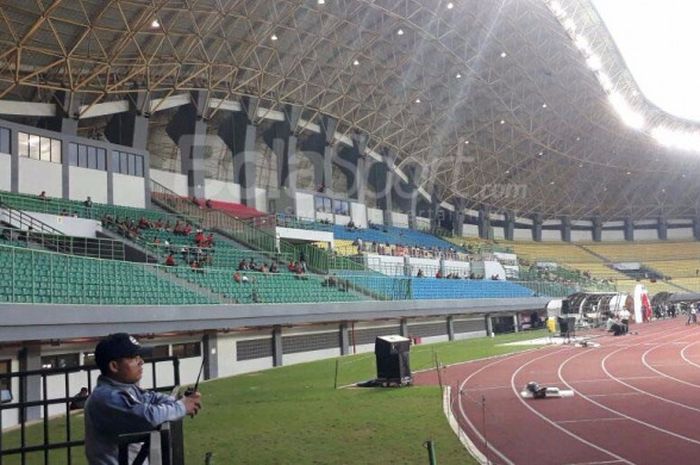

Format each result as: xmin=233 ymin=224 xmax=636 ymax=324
xmin=94 ymin=333 xmax=150 ymax=371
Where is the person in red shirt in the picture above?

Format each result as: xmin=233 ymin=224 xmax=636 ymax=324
xmin=165 ymin=254 xmax=176 ymax=267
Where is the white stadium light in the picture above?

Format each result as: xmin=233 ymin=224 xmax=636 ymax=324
xmin=652 ymin=126 xmax=700 ymax=151
xmin=608 ymin=93 xmax=645 ymax=129
xmin=596 ymin=72 xmax=613 ymax=92
xmin=586 ymin=54 xmax=602 ymax=71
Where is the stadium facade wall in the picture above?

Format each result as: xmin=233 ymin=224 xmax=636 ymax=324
xmin=367 ymin=207 xmax=384 ymax=225
xmin=570 ymin=230 xmax=592 ymax=242
xmin=68 ymin=166 xmax=108 ymax=204
xmin=151 ymin=168 xmax=188 ymax=196
xmin=112 ymin=173 xmax=146 ymax=208
xmin=667 ymin=228 xmax=693 ymax=240
xmin=601 ymin=230 xmax=625 ymax=241
xmin=513 ymin=228 xmax=532 ymax=241
xmin=634 ymin=228 xmax=657 ymax=241
xmin=205 ymin=178 xmax=240 ymax=203
xmin=19 ymin=157 xmax=62 ymax=197
xmin=0 ymin=152 xmax=10 ymax=192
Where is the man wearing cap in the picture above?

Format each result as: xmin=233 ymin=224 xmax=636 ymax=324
xmin=84 ymin=333 xmax=202 ymax=465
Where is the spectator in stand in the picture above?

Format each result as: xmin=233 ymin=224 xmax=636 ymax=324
xmin=270 ymin=262 xmax=278 ymax=273
xmin=205 ymin=199 xmax=213 ymax=209
xmin=299 ymin=251 xmax=307 ymax=272
xmin=288 ymin=260 xmax=296 ymax=272
xmin=190 ymin=260 xmax=203 ymax=273
xmin=194 ymin=230 xmax=205 ymax=246
xmin=183 ymin=224 xmax=192 ymax=235
xmin=191 ymin=196 xmax=200 ymax=208
xmin=165 ymin=253 xmax=176 ymax=267
xmin=38 ymin=191 xmax=49 ymax=201
xmin=70 ymin=387 xmax=89 ymax=411
xmin=436 ymin=270 xmax=443 ymax=279
xmin=205 ymin=233 xmax=214 ymax=247
xmin=317 ymin=182 xmax=326 ymax=193
xmin=84 ymin=196 xmax=93 ymax=208
xmin=233 ymin=271 xmax=242 ymax=283
xmin=417 ymin=268 xmax=425 ymax=278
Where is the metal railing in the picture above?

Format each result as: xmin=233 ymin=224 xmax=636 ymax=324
xmin=0 ymin=226 xmax=126 ymax=261
xmin=0 ymin=357 xmax=183 ymax=465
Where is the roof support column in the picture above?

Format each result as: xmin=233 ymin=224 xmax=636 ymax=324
xmin=105 ymin=91 xmax=150 ymax=150
xmin=657 ymin=216 xmax=667 ymax=240
xmin=453 ymin=199 xmax=465 ymax=237
xmin=561 ymin=216 xmax=571 ymax=242
xmin=624 ymin=217 xmax=634 ymax=242
xmin=429 ymin=186 xmax=441 ymax=233
xmin=18 ymin=345 xmax=42 ymax=422
xmin=265 ymin=105 xmax=300 ymax=215
xmin=219 ymin=97 xmax=259 ymax=209
xmin=504 ymin=211 xmax=515 ymax=241
xmin=532 ymin=214 xmax=542 ymax=242
xmin=478 ymin=207 xmax=491 ymax=239
xmin=593 ymin=217 xmax=602 ymax=242
xmin=166 ymin=91 xmax=208 ymax=200
xmin=376 ymin=149 xmax=395 ymax=227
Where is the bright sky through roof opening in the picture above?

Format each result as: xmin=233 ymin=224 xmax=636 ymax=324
xmin=592 ymin=0 xmax=700 ymax=121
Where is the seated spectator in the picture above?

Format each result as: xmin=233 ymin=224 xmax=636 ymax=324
xmin=288 ymin=260 xmax=296 ymax=272
xmin=270 ymin=262 xmax=279 ymax=273
xmin=38 ymin=191 xmax=49 ymax=201
xmin=194 ymin=230 xmax=205 ymax=246
xmin=60 ymin=208 xmax=69 ymax=216
xmin=323 ymin=275 xmax=337 ymax=287
xmin=191 ymin=196 xmax=200 ymax=207
xmin=205 ymin=198 xmax=213 ymax=209
xmin=417 ymin=268 xmax=425 ymax=278
xmin=435 ymin=270 xmax=443 ymax=279
xmin=233 ymin=271 xmax=242 ymax=283
xmin=190 ymin=260 xmax=203 ymax=272
xmin=84 ymin=196 xmax=93 ymax=208
xmin=69 ymin=387 xmax=89 ymax=411
xmin=165 ymin=253 xmax=176 ymax=267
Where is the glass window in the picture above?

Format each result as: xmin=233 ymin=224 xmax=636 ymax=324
xmin=97 ymin=148 xmax=106 ymax=171
xmin=323 ymin=197 xmax=332 ymax=213
xmin=120 ymin=152 xmax=128 ymax=174
xmin=51 ymin=139 xmax=61 ymax=163
xmin=18 ymin=132 xmax=28 ymax=158
xmin=68 ymin=143 xmax=78 ymax=166
xmin=40 ymin=137 xmax=51 ymax=161
xmin=128 ymin=154 xmax=136 ymax=175
xmin=0 ymin=128 xmax=10 ymax=154
xmin=144 ymin=345 xmax=169 ymax=360
xmin=0 ymin=359 xmax=10 ymax=391
xmin=111 ymin=151 xmax=120 ymax=172
xmin=83 ymin=352 xmax=95 ymax=366
xmin=171 ymin=342 xmax=201 ymax=359
xmin=87 ymin=146 xmax=97 ymax=169
xmin=134 ymin=155 xmax=143 ymax=177
xmin=315 ymin=196 xmax=324 ymax=212
xmin=40 ymin=353 xmax=80 ymax=369
xmin=78 ymin=144 xmax=87 ymax=167
xmin=28 ymin=134 xmax=40 ymax=160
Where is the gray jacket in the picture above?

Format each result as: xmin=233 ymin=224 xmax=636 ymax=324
xmin=84 ymin=375 xmax=186 ymax=465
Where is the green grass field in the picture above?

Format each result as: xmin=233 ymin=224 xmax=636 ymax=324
xmin=2 ymin=330 xmax=546 ymax=465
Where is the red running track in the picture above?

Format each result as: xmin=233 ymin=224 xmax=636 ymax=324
xmin=414 ymin=319 xmax=700 ymax=465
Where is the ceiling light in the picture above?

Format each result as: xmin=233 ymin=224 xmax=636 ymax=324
xmin=464 ymin=140 xmax=469 ymax=144
xmin=538 ymin=151 xmax=543 ymax=156
xmin=353 ymin=59 xmax=360 ymax=66
xmin=661 ymin=188 xmax=666 ymax=193
xmin=447 ymin=2 xmax=454 ymax=9
xmin=586 ymin=54 xmax=602 ymax=71
xmin=542 ymin=103 xmax=547 ymax=108
xmin=626 ymin=171 xmax=631 ymax=175
xmin=597 ymin=72 xmax=613 ymax=92
xmin=500 ymin=120 xmax=505 ymax=124
xmin=415 ymin=98 xmax=421 ymax=103
xmin=632 ymin=90 xmax=639 ymax=97
xmin=563 ymin=18 xmax=576 ymax=32
xmin=455 ymin=73 xmax=462 ymax=79
xmin=271 ymin=34 xmax=278 ymax=41
xmin=505 ymin=170 xmax=510 ymax=174
xmin=550 ymin=181 xmax=555 ymax=185
xmin=317 ymin=0 xmax=325 ymax=4
xmin=151 ymin=19 xmax=160 ymax=28
xmin=500 ymin=52 xmax=507 ymax=58
xmin=576 ymin=137 xmax=580 ymax=141
xmin=397 ymin=29 xmax=404 ymax=36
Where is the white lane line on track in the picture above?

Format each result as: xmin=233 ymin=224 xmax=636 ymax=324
xmin=587 ymin=392 xmax=644 ymax=398
xmin=562 ymin=460 xmax=627 ymax=465
xmin=510 ymin=350 xmax=634 ymax=465
xmin=556 ymin=417 xmax=627 ymax=424
xmin=641 ymin=343 xmax=700 ymax=390
xmin=558 ymin=326 xmax=700 ymax=448
xmin=680 ymin=341 xmax=700 ymax=369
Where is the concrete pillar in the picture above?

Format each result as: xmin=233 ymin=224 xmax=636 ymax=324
xmin=447 ymin=315 xmax=455 ymax=341
xmin=478 ymin=208 xmax=491 ymax=239
xmin=267 ymin=105 xmax=301 ymax=215
xmin=561 ymin=216 xmax=571 ymax=242
xmin=166 ymin=91 xmax=208 ymax=199
xmin=18 ymin=345 xmax=42 ymax=422
xmin=513 ymin=314 xmax=520 ymax=333
xmin=453 ymin=199 xmax=465 ymax=237
xmin=377 ymin=149 xmax=395 ymax=227
xmin=272 ymin=325 xmax=283 ymax=367
xmin=105 ymin=92 xmax=151 ymax=150
xmin=593 ymin=217 xmax=602 ymax=242
xmin=403 ymin=255 xmax=412 ymax=277
xmin=504 ymin=211 xmax=515 ymax=241
xmin=657 ymin=216 xmax=668 ymax=240
xmin=320 ymin=116 xmax=337 ymax=194
xmin=429 ymin=186 xmax=441 ymax=233
xmin=532 ymin=214 xmax=543 ymax=242
xmin=219 ymin=98 xmax=259 ymax=209
xmin=10 ymin=127 xmax=18 ymax=193
xmin=624 ymin=217 xmax=634 ymax=242
xmin=694 ymin=217 xmax=700 ymax=241
xmin=485 ymin=315 xmax=494 ymax=337
xmin=340 ymin=322 xmax=350 ymax=356
xmin=39 ymin=91 xmax=80 ymax=135
xmin=400 ymin=319 xmax=409 ymax=338
xmin=202 ymin=331 xmax=218 ymax=380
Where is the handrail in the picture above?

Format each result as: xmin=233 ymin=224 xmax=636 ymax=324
xmin=0 ymin=200 xmax=65 ymax=236
xmin=0 ymin=226 xmax=127 ymax=261
xmin=149 ymin=180 xmax=366 ymax=274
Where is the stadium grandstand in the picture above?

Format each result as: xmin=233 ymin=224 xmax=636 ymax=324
xmin=2 ymin=0 xmax=700 ymax=463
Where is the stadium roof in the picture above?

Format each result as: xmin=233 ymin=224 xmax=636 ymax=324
xmin=1 ymin=0 xmax=699 ymax=220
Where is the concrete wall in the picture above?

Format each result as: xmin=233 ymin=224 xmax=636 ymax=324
xmin=205 ymin=178 xmax=240 ymax=203
xmin=69 ymin=166 xmax=108 ymax=204
xmin=112 ymin=173 xmax=146 ymax=208
xmin=18 ymin=158 xmax=62 ymax=197
xmin=0 ymin=152 xmax=10 ymax=192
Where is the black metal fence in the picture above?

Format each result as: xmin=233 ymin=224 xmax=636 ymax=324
xmin=0 ymin=357 xmax=183 ymax=465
